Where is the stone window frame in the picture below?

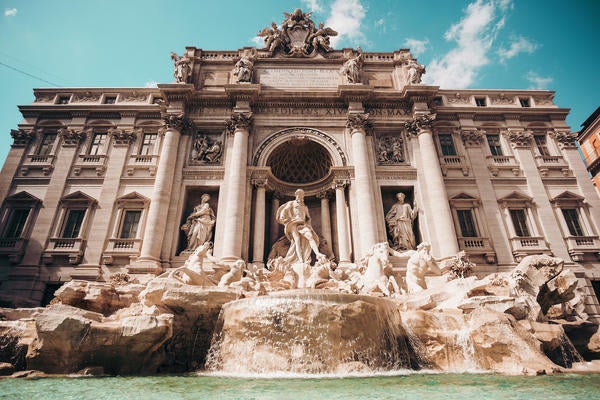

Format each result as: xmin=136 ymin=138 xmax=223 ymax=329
xmin=87 ymin=130 xmax=109 ymax=156
xmin=0 ymin=191 xmax=42 ymax=263
xmin=51 ymin=192 xmax=97 ymax=240
xmin=102 ymin=192 xmax=149 ymax=265
xmin=550 ymin=191 xmax=597 ymax=239
xmin=519 ymin=97 xmax=531 ymax=108
xmin=449 ymin=193 xmax=489 ymax=239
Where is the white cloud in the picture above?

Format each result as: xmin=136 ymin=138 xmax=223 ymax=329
xmin=526 ymin=71 xmax=552 ymax=89
xmin=425 ymin=0 xmax=509 ymax=88
xmin=251 ymin=36 xmax=263 ymax=46
xmin=302 ymin=0 xmax=324 ymax=13
xmin=325 ymin=0 xmax=367 ymax=48
xmin=375 ymin=18 xmax=385 ymax=27
xmin=403 ymin=38 xmax=429 ymax=56
xmin=144 ymin=81 xmax=158 ymax=88
xmin=4 ymin=8 xmax=17 ymax=17
xmin=497 ymin=36 xmax=537 ymax=61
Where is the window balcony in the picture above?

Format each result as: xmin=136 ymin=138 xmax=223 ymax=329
xmin=439 ymin=155 xmax=469 ymax=176
xmin=0 ymin=238 xmax=28 ymax=264
xmin=534 ymin=155 xmax=570 ymax=177
xmin=72 ymin=154 xmax=108 ymax=177
xmin=509 ymin=236 xmax=551 ymax=261
xmin=20 ymin=154 xmax=56 ymax=176
xmin=565 ymin=235 xmax=600 ymax=262
xmin=485 ymin=155 xmax=520 ymax=176
xmin=126 ymin=154 xmax=159 ymax=176
xmin=43 ymin=237 xmax=86 ymax=264
xmin=102 ymin=238 xmax=142 ymax=265
xmin=457 ymin=237 xmax=496 ymax=263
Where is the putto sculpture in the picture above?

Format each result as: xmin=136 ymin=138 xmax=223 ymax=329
xmin=257 ymin=8 xmax=337 ymax=56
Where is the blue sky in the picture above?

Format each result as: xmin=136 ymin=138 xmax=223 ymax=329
xmin=0 ymin=0 xmax=598 ymax=165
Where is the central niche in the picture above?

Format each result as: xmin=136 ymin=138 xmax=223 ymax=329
xmin=266 ymin=138 xmax=332 ymax=184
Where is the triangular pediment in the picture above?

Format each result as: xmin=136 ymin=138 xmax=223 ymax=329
xmin=552 ymin=191 xmax=584 ymax=201
xmin=498 ymin=191 xmax=532 ymax=202
xmin=6 ymin=191 xmax=41 ymax=202
xmin=451 ymin=193 xmax=478 ymax=200
xmin=60 ymin=191 xmax=97 ymax=206
xmin=116 ymin=192 xmax=150 ymax=206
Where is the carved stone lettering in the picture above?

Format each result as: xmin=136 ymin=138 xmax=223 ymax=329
xmin=257 ymin=68 xmax=339 ymax=88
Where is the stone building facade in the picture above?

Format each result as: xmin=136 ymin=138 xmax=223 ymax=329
xmin=0 ymin=10 xmax=599 ymax=315
xmin=578 ymin=106 xmax=600 ymax=195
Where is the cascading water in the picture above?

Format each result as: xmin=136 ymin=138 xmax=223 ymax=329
xmin=205 ymin=290 xmax=418 ymax=374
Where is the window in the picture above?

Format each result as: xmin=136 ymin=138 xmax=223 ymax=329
xmin=438 ymin=134 xmax=457 ymax=156
xmin=37 ymin=133 xmax=57 ymax=156
xmin=487 ymin=134 xmax=503 ymax=156
xmin=103 ymin=96 xmax=117 ymax=104
xmin=2 ymin=209 xmax=30 ymax=238
xmin=519 ymin=98 xmax=531 ymax=107
xmin=510 ymin=209 xmax=531 ymax=237
xmin=534 ymin=135 xmax=551 ymax=156
xmin=61 ymin=209 xmax=86 ymax=238
xmin=140 ymin=133 xmax=157 ymax=155
xmin=561 ymin=209 xmax=584 ymax=236
xmin=152 ymin=97 xmax=163 ymax=104
xmin=89 ymin=132 xmax=107 ymax=155
xmin=457 ymin=209 xmax=478 ymax=237
xmin=475 ymin=97 xmax=486 ymax=107
xmin=433 ymin=96 xmax=443 ymax=106
xmin=57 ymin=95 xmax=70 ymax=104
xmin=119 ymin=210 xmax=142 ymax=238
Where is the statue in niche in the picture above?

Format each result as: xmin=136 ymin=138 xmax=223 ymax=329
xmin=170 ymin=52 xmax=192 ymax=83
xmin=377 ymin=136 xmax=405 ymax=164
xmin=308 ymin=22 xmax=338 ymax=53
xmin=276 ymin=189 xmax=326 ymax=265
xmin=341 ymin=52 xmax=363 ymax=84
xmin=192 ymin=134 xmax=222 ymax=164
xmin=181 ymin=194 xmax=216 ymax=251
xmin=385 ymin=192 xmax=418 ymax=251
xmin=233 ymin=56 xmax=254 ymax=83
xmin=402 ymin=242 xmax=441 ymax=293
xmin=405 ymin=58 xmax=425 ymax=85
xmin=257 ymin=22 xmax=285 ymax=53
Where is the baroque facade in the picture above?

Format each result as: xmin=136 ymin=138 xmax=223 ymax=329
xmin=0 ymin=9 xmax=599 ymax=317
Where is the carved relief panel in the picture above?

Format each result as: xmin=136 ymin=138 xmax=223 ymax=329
xmin=189 ymin=131 xmax=224 ymax=165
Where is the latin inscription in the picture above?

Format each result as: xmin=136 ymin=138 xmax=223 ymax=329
xmin=257 ymin=68 xmax=339 ymax=88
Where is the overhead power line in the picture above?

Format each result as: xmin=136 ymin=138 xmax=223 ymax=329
xmin=0 ymin=61 xmax=62 ymax=87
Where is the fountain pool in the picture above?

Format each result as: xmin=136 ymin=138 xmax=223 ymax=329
xmin=0 ymin=373 xmax=599 ymax=399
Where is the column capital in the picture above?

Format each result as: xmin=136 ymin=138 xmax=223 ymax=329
xmin=251 ymin=178 xmax=268 ymax=188
xmin=162 ymin=112 xmax=191 ymax=132
xmin=225 ymin=112 xmax=253 ymax=134
xmin=460 ymin=129 xmax=486 ymax=147
xmin=346 ymin=113 xmax=371 ymax=134
xmin=549 ymin=129 xmax=577 ymax=149
xmin=58 ymin=127 xmax=87 ymax=147
xmin=403 ymin=113 xmax=436 ymax=136
xmin=316 ymin=190 xmax=332 ymax=200
xmin=109 ymin=127 xmax=139 ymax=146
xmin=502 ymin=128 xmax=533 ymax=148
xmin=10 ymin=128 xmax=36 ymax=147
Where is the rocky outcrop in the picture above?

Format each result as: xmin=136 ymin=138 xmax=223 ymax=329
xmin=53 ymin=280 xmax=145 ymax=316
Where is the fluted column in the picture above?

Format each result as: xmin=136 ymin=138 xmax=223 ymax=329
xmin=317 ymin=190 xmax=333 ymax=256
xmin=252 ymin=179 xmax=267 ymax=265
xmin=334 ymin=179 xmax=352 ymax=263
xmin=135 ymin=114 xmax=185 ymax=272
xmin=221 ymin=112 xmax=252 ymax=261
xmin=347 ymin=113 xmax=379 ymax=255
xmin=270 ymin=194 xmax=281 ymax=245
xmin=406 ymin=114 xmax=459 ymax=258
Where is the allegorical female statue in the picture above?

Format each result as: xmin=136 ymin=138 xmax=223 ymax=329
xmin=181 ymin=194 xmax=216 ymax=251
xmin=385 ymin=192 xmax=418 ymax=251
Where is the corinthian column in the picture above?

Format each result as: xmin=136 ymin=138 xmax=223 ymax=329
xmin=221 ymin=112 xmax=252 ymax=261
xmin=406 ymin=114 xmax=459 ymax=258
xmin=334 ymin=179 xmax=352 ymax=263
xmin=317 ymin=190 xmax=333 ymax=256
xmin=347 ymin=113 xmax=379 ymax=255
xmin=134 ymin=113 xmax=186 ymax=273
xmin=252 ymin=178 xmax=267 ymax=265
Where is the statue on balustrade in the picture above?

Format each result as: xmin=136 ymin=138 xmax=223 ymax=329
xmin=341 ymin=52 xmax=363 ymax=84
xmin=170 ymin=52 xmax=192 ymax=83
xmin=385 ymin=192 xmax=418 ymax=251
xmin=233 ymin=56 xmax=254 ymax=83
xmin=405 ymin=58 xmax=425 ymax=85
xmin=181 ymin=194 xmax=216 ymax=251
xmin=276 ymin=189 xmax=325 ymax=265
